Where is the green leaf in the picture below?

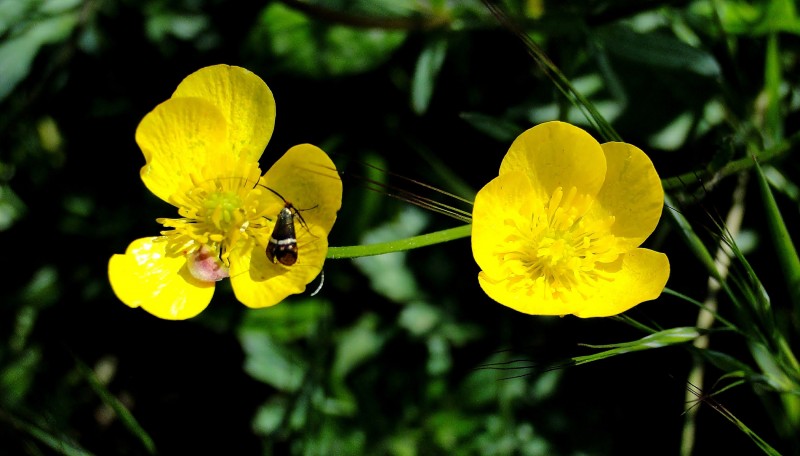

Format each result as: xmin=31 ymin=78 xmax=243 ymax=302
xmin=239 ymin=329 xmax=306 ymax=392
xmin=0 ymin=409 xmax=95 ymax=456
xmin=253 ymin=3 xmax=406 ymax=78
xmin=332 ymin=313 xmax=385 ymax=381
xmin=76 ymin=358 xmax=156 ymax=454
xmin=664 ymin=195 xmax=720 ymax=281
xmin=573 ymin=327 xmax=701 ymax=365
xmin=0 ymin=348 xmax=40 ymax=407
xmin=0 ymin=0 xmax=34 ymax=36
xmin=411 ymin=36 xmax=448 ymax=114
xmin=238 ymin=299 xmax=331 ymax=343
xmin=0 ymin=11 xmax=78 ymax=101
xmin=598 ymin=25 xmax=721 ymax=77
xmin=252 ymin=399 xmax=288 ymax=436
xmin=763 ymin=34 xmax=783 ymax=146
xmin=398 ymin=301 xmax=441 ymax=336
xmin=754 ymin=159 xmax=800 ymax=307
xmin=327 ymin=313 xmax=386 ymax=416
xmin=459 ymin=112 xmax=521 ymax=143
xmin=349 ymin=207 xmax=427 ymax=301
xmin=701 ymin=349 xmax=759 ymax=377
xmin=708 ymin=0 xmax=800 ymax=35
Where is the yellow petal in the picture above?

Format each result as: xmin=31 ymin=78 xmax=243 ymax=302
xmin=108 ymin=237 xmax=215 ymax=320
xmin=573 ymin=248 xmax=670 ymax=318
xmin=136 ymin=97 xmax=228 ymax=203
xmin=261 ymin=144 xmax=343 ymax=236
xmin=228 ymin=228 xmax=327 ymax=308
xmin=477 ymin=272 xmax=577 ymax=316
xmin=172 ymin=64 xmax=275 ymax=162
xmin=589 ymin=142 xmax=665 ymax=249
xmin=500 ymin=121 xmax=606 ymax=200
xmin=472 ymin=171 xmax=539 ymax=278
xmin=229 ymin=144 xmax=340 ymax=308
xmin=477 ymin=248 xmax=669 ymax=317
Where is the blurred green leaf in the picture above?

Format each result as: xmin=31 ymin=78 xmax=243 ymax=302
xmin=764 ymin=166 xmax=800 ymax=205
xmin=239 ymin=329 xmax=306 ymax=392
xmin=20 ymin=266 xmax=60 ymax=309
xmin=76 ymin=359 xmax=156 ymax=455
xmin=459 ymin=112 xmax=521 ymax=143
xmin=252 ymin=398 xmax=288 ymax=436
xmin=0 ymin=10 xmax=78 ymax=101
xmin=426 ymin=333 xmax=451 ymax=375
xmin=332 ymin=313 xmax=385 ymax=382
xmin=705 ymin=0 xmax=800 ymax=35
xmin=460 ymin=353 xmax=531 ymax=408
xmin=238 ymin=298 xmax=330 ymax=343
xmin=352 ymin=206 xmax=428 ymax=302
xmin=754 ymin=160 xmax=800 ymax=307
xmin=411 ymin=36 xmax=448 ymax=115
xmin=254 ymin=3 xmax=406 ymax=78
xmin=398 ymin=301 xmax=440 ymax=336
xmin=701 ymin=349 xmax=759 ymax=377
xmin=40 ymin=0 xmax=82 ymax=14
xmin=749 ymin=342 xmax=797 ymax=393
xmin=664 ymin=195 xmax=720 ymax=280
xmin=763 ymin=34 xmax=782 ymax=146
xmin=0 ymin=347 xmax=40 ymax=407
xmin=0 ymin=408 xmax=94 ymax=456
xmin=0 ymin=184 xmax=26 ymax=231
xmin=428 ymin=410 xmax=480 ymax=450
xmin=145 ymin=13 xmax=210 ymax=42
xmin=326 ymin=313 xmax=386 ymax=417
xmin=647 ymin=111 xmax=695 ymax=151
xmin=0 ymin=0 xmax=33 ymax=36
xmin=598 ymin=24 xmax=721 ymax=77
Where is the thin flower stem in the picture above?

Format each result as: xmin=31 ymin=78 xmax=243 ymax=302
xmin=662 ymin=130 xmax=799 ymax=191
xmin=681 ymin=172 xmax=748 ymax=456
xmin=327 ymin=224 xmax=471 ymax=259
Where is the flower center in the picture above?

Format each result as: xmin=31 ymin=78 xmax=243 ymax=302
xmin=201 ymin=190 xmax=246 ymax=234
xmin=500 ymin=186 xmax=619 ymax=300
xmin=156 ymin=161 xmax=274 ymax=280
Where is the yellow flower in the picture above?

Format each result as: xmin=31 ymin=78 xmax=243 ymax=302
xmin=472 ymin=121 xmax=669 ymax=318
xmin=108 ymin=64 xmax=342 ymax=320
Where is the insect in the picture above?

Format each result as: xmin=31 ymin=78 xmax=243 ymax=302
xmin=263 ymin=186 xmax=315 ymax=266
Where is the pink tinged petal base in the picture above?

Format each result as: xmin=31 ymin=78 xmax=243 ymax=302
xmin=108 ymin=237 xmax=215 ymax=320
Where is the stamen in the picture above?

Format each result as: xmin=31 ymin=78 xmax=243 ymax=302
xmin=493 ymin=186 xmax=620 ymax=302
xmin=157 ymin=162 xmax=272 ymax=268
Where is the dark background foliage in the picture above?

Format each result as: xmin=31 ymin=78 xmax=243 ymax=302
xmin=1 ymin=0 xmax=798 ymax=454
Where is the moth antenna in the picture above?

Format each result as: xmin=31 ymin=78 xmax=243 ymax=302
xmin=309 ymin=270 xmax=325 ymax=297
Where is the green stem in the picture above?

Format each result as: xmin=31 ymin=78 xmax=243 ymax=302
xmin=662 ymin=130 xmax=799 ymax=191
xmin=327 ymin=224 xmax=471 ymax=259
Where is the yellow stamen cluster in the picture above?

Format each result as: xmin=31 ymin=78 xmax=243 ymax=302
xmin=157 ymin=165 xmax=272 ymax=268
xmin=497 ymin=187 xmax=619 ymax=301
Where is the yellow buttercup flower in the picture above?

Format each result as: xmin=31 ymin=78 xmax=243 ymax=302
xmin=472 ymin=121 xmax=669 ymax=318
xmin=108 ymin=64 xmax=342 ymax=320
